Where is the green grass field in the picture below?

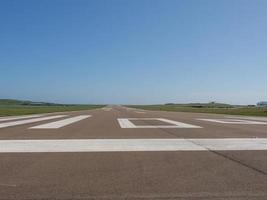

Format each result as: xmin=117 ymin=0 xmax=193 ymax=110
xmin=128 ymin=104 xmax=267 ymax=117
xmin=0 ymin=105 xmax=105 ymax=117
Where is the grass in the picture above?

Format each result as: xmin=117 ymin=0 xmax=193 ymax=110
xmin=0 ymin=105 xmax=105 ymax=117
xmin=127 ymin=104 xmax=267 ymax=117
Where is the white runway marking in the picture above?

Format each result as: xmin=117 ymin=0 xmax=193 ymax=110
xmin=30 ymin=115 xmax=91 ymax=129
xmin=135 ymin=111 xmax=146 ymax=114
xmin=197 ymin=118 xmax=267 ymax=124
xmin=0 ymin=138 xmax=266 ymax=153
xmin=0 ymin=115 xmax=67 ymax=128
xmin=118 ymin=118 xmax=202 ymax=128
xmin=102 ymin=108 xmax=112 ymax=111
xmin=118 ymin=118 xmax=136 ymax=128
xmin=225 ymin=116 xmax=267 ymax=122
xmin=0 ymin=115 xmax=43 ymax=122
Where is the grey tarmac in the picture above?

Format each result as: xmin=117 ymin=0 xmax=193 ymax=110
xmin=0 ymin=106 xmax=266 ymax=200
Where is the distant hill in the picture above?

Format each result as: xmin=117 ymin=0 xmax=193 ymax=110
xmin=0 ymin=99 xmax=30 ymax=105
xmin=164 ymin=102 xmax=234 ymax=108
xmin=0 ymin=99 xmax=64 ymax=106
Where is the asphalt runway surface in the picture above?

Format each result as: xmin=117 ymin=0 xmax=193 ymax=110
xmin=0 ymin=106 xmax=267 ymax=199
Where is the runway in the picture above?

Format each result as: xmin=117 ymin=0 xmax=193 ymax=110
xmin=0 ymin=106 xmax=266 ymax=199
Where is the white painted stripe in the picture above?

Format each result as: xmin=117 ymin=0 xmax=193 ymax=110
xmin=190 ymin=138 xmax=267 ymax=151
xmin=102 ymin=107 xmax=112 ymax=111
xmin=0 ymin=115 xmax=44 ymax=122
xmin=135 ymin=111 xmax=146 ymax=114
xmin=197 ymin=118 xmax=267 ymax=124
xmin=118 ymin=118 xmax=136 ymax=128
xmin=159 ymin=118 xmax=202 ymax=128
xmin=118 ymin=118 xmax=202 ymax=128
xmin=30 ymin=115 xmax=91 ymax=129
xmin=0 ymin=138 xmax=266 ymax=153
xmin=225 ymin=116 xmax=267 ymax=122
xmin=0 ymin=115 xmax=67 ymax=128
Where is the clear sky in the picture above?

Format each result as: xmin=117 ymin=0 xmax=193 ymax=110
xmin=1 ymin=0 xmax=267 ymax=105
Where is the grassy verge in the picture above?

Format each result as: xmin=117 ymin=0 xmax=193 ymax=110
xmin=127 ymin=105 xmax=267 ymax=117
xmin=0 ymin=105 xmax=105 ymax=117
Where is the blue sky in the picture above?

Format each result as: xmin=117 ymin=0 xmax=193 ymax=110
xmin=1 ymin=0 xmax=267 ymax=105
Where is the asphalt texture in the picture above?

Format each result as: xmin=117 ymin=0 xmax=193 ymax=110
xmin=0 ymin=106 xmax=266 ymax=200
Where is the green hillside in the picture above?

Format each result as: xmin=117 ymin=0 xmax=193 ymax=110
xmin=0 ymin=99 xmax=105 ymax=116
xmin=127 ymin=103 xmax=267 ymax=117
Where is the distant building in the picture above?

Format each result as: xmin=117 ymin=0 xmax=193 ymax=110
xmin=257 ymin=102 xmax=267 ymax=107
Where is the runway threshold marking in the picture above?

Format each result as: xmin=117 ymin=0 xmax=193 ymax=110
xmin=118 ymin=118 xmax=202 ymax=128
xmin=30 ymin=115 xmax=91 ymax=129
xmin=0 ymin=115 xmax=44 ymax=122
xmin=198 ymin=118 xmax=267 ymax=124
xmin=102 ymin=107 xmax=112 ymax=111
xmin=0 ymin=138 xmax=266 ymax=153
xmin=0 ymin=115 xmax=67 ymax=128
xmin=225 ymin=116 xmax=267 ymax=122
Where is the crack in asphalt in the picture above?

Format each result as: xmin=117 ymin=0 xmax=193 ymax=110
xmin=118 ymin=107 xmax=267 ymax=177
xmin=159 ymin=126 xmax=267 ymax=176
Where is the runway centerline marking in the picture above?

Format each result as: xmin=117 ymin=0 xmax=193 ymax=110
xmin=0 ymin=115 xmax=67 ymax=128
xmin=30 ymin=115 xmax=91 ymax=129
xmin=0 ymin=138 xmax=266 ymax=153
xmin=118 ymin=118 xmax=202 ymax=128
xmin=197 ymin=118 xmax=267 ymax=124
